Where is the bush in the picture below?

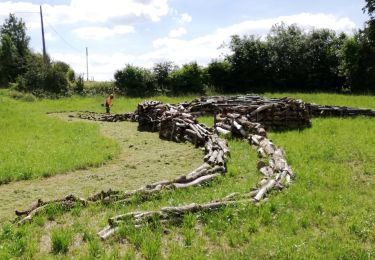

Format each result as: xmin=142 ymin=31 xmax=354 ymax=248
xmin=153 ymin=61 xmax=177 ymax=93
xmin=206 ymin=60 xmax=233 ymax=92
xmin=114 ymin=65 xmax=155 ymax=97
xmin=82 ymin=81 xmax=117 ymax=96
xmin=74 ymin=75 xmax=84 ymax=94
xmin=9 ymin=90 xmax=36 ymax=102
xmin=169 ymin=62 xmax=205 ymax=95
xmin=16 ymin=55 xmax=69 ymax=96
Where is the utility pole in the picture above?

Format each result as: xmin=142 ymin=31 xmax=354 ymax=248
xmin=40 ymin=5 xmax=47 ymax=64
xmin=86 ymin=47 xmax=89 ymax=81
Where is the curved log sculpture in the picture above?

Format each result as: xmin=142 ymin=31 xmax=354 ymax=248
xmin=15 ymin=95 xmax=375 ymax=239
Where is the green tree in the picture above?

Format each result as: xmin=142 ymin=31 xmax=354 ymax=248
xmin=114 ymin=65 xmax=156 ymax=97
xmin=267 ymin=24 xmax=309 ymax=91
xmin=169 ymin=62 xmax=205 ymax=95
xmin=0 ymin=34 xmax=18 ymax=84
xmin=206 ymin=60 xmax=233 ymax=92
xmin=153 ymin=61 xmax=177 ymax=93
xmin=337 ymin=0 xmax=375 ymax=93
xmin=303 ymin=29 xmax=345 ymax=91
xmin=0 ymin=14 xmax=29 ymax=57
xmin=227 ymin=35 xmax=270 ymax=92
xmin=363 ymin=0 xmax=375 ymax=42
xmin=364 ymin=0 xmax=375 ymax=18
xmin=0 ymin=14 xmax=30 ymax=84
xmin=339 ymin=32 xmax=375 ymax=93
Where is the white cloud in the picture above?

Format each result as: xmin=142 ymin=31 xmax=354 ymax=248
xmin=168 ymin=27 xmax=187 ymax=38
xmin=0 ymin=0 xmax=169 ymax=26
xmin=179 ymin=13 xmax=192 ymax=24
xmin=73 ymin=25 xmax=135 ymax=40
xmin=52 ymin=13 xmax=358 ymax=81
xmin=44 ymin=32 xmax=57 ymax=42
xmin=50 ymin=51 xmax=138 ymax=81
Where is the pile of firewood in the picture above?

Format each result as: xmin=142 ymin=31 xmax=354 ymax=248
xmin=186 ymin=96 xmax=311 ymax=130
xmin=77 ymin=112 xmax=137 ymax=122
xmin=137 ymin=101 xmax=184 ymax=131
xmin=159 ymin=111 xmax=214 ymax=147
xmin=248 ymin=134 xmax=294 ymax=201
xmin=215 ymin=113 xmax=267 ymax=137
xmin=307 ymin=103 xmax=375 ymax=117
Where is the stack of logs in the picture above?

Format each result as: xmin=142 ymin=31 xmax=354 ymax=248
xmin=137 ymin=101 xmax=186 ymax=132
xmin=77 ymin=111 xmax=137 ymax=122
xmin=187 ymin=96 xmax=311 ymax=130
xmin=307 ymin=103 xmax=375 ymax=117
xmin=215 ymin=113 xmax=267 ymax=137
xmin=160 ymin=111 xmax=212 ymax=147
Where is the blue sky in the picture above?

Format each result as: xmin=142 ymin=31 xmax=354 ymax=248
xmin=0 ymin=0 xmax=369 ymax=80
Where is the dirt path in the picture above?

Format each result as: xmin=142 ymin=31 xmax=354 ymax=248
xmin=0 ymin=115 xmax=203 ymax=223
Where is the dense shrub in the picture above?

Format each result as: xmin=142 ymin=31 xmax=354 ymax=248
xmin=74 ymin=75 xmax=84 ymax=94
xmin=169 ymin=62 xmax=205 ymax=95
xmin=16 ymin=54 xmax=69 ymax=96
xmin=205 ymin=60 xmax=233 ymax=93
xmin=114 ymin=65 xmax=155 ymax=97
xmin=82 ymin=81 xmax=117 ymax=96
xmin=8 ymin=90 xmax=36 ymax=102
xmin=153 ymin=61 xmax=177 ymax=94
xmin=339 ymin=33 xmax=375 ymax=93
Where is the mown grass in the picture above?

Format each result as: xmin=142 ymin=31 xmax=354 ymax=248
xmin=0 ymin=90 xmax=374 ymax=258
xmin=0 ymin=90 xmax=120 ymax=184
xmin=0 ymin=88 xmax=199 ymax=185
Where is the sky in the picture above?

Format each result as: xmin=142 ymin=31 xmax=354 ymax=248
xmin=0 ymin=0 xmax=369 ymax=81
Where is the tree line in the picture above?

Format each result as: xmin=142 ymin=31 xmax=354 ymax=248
xmin=1 ymin=0 xmax=374 ymax=97
xmin=115 ymin=0 xmax=375 ymax=96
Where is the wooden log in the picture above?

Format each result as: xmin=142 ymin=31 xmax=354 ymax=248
xmin=146 ymin=180 xmax=171 ymax=189
xmin=17 ymin=195 xmax=87 ymax=224
xmin=215 ymin=122 xmax=231 ymax=131
xmin=259 ymin=166 xmax=273 ymax=176
xmin=98 ymin=226 xmax=119 ymax=240
xmin=217 ymin=139 xmax=230 ymax=156
xmin=254 ymin=179 xmax=276 ymax=202
xmin=216 ymin=127 xmax=231 ymax=136
xmin=208 ymin=150 xmax=219 ymax=165
xmin=189 ymin=124 xmax=204 ymax=140
xmin=259 ymin=139 xmax=276 ymax=155
xmin=173 ymin=173 xmax=221 ymax=189
xmin=204 ymin=149 xmax=213 ymax=162
xmin=250 ymin=104 xmax=273 ymax=116
xmin=257 ymin=147 xmax=266 ymax=158
xmin=216 ymin=150 xmax=225 ymax=166
xmin=184 ymin=163 xmax=212 ymax=181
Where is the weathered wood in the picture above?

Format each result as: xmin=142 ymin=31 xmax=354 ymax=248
xmin=216 ymin=127 xmax=231 ymax=136
xmin=173 ymin=173 xmax=221 ymax=189
xmin=207 ymin=150 xmax=219 ymax=165
xmin=16 ymin=195 xmax=88 ymax=224
xmin=254 ymin=179 xmax=276 ymax=202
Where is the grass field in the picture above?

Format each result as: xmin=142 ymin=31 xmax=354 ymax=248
xmin=0 ymin=90 xmax=374 ymax=258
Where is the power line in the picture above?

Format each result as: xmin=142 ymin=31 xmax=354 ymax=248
xmin=13 ymin=11 xmax=39 ymax=14
xmin=46 ymin=22 xmax=83 ymax=54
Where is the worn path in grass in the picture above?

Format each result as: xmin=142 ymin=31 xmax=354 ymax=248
xmin=0 ymin=114 xmax=202 ymax=222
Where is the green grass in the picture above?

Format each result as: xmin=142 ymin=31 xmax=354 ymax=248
xmin=0 ymin=90 xmax=374 ymax=258
xmin=51 ymin=228 xmax=73 ymax=254
xmin=0 ymin=90 xmax=119 ymax=184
